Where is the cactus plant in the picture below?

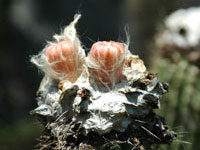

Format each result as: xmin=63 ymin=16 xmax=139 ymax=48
xmin=31 ymin=14 xmax=175 ymax=150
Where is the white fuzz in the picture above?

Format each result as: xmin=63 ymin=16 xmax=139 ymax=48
xmin=157 ymin=7 xmax=200 ymax=49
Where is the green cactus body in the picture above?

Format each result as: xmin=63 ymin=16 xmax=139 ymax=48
xmin=153 ymin=57 xmax=200 ymax=150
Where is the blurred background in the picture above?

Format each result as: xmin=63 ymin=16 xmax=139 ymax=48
xmin=0 ymin=0 xmax=200 ymax=149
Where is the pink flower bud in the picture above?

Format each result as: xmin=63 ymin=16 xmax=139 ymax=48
xmin=88 ymin=41 xmax=125 ymax=88
xmin=45 ymin=40 xmax=78 ymax=76
xmin=31 ymin=14 xmax=85 ymax=81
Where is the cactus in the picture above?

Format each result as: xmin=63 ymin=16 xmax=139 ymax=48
xmin=31 ymin=14 xmax=176 ymax=150
xmin=153 ymin=58 xmax=200 ymax=150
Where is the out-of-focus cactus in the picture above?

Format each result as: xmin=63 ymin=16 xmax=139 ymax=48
xmin=153 ymin=7 xmax=200 ymax=150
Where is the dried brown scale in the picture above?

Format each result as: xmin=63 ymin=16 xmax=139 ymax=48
xmin=31 ymin=73 xmax=175 ymax=150
xmin=35 ymin=112 xmax=175 ymax=150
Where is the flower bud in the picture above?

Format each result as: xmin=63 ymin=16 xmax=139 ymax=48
xmin=45 ymin=39 xmax=79 ymax=76
xmin=87 ymin=41 xmax=125 ymax=88
xmin=31 ymin=14 xmax=85 ymax=82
